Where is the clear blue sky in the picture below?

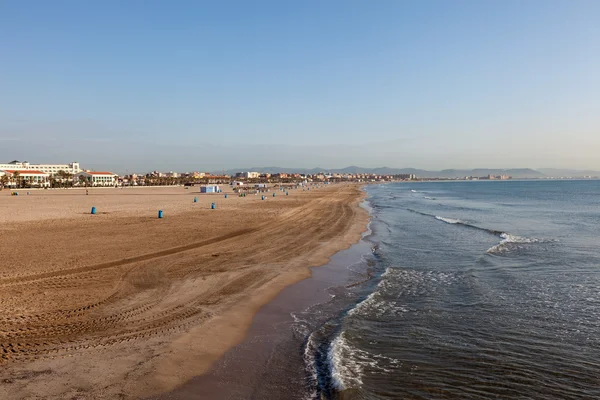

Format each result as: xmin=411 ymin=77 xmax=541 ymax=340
xmin=1 ymin=0 xmax=598 ymax=173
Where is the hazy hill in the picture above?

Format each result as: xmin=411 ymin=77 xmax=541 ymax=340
xmin=219 ymin=167 xmax=546 ymax=179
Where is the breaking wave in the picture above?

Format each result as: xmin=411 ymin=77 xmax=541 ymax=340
xmin=486 ymin=233 xmax=546 ymax=254
xmin=407 ymin=209 xmax=550 ymax=255
xmin=328 ymin=330 xmax=401 ymax=391
xmin=407 ymin=209 xmax=504 ymax=235
xmin=435 ymin=216 xmax=463 ymax=224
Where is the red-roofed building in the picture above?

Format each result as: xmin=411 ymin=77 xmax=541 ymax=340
xmin=0 ymin=169 xmax=50 ymax=187
xmin=74 ymin=171 xmax=118 ymax=187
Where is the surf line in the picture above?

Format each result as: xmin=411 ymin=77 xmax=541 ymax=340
xmin=405 ymin=208 xmax=543 ymax=254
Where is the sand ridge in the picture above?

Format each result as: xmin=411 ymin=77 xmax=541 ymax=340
xmin=0 ymin=184 xmax=368 ymax=399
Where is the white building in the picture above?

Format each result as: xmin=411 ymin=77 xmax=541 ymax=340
xmin=74 ymin=171 xmax=118 ymax=187
xmin=235 ymin=171 xmax=260 ymax=179
xmin=0 ymin=160 xmax=81 ymax=176
xmin=0 ymin=169 xmax=50 ymax=187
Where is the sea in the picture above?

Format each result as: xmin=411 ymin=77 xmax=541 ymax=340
xmin=160 ymin=180 xmax=600 ymax=400
xmin=299 ymin=180 xmax=600 ymax=399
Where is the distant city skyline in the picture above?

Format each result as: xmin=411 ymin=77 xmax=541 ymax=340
xmin=1 ymin=1 xmax=599 ymax=171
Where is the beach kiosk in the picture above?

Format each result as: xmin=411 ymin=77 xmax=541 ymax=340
xmin=200 ymin=185 xmax=220 ymax=193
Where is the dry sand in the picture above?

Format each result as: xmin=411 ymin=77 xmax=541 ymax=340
xmin=0 ymin=184 xmax=367 ymax=399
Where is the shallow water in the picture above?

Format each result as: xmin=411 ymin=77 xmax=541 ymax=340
xmin=314 ymin=180 xmax=600 ymax=399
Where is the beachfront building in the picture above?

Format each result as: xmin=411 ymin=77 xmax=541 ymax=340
xmin=0 ymin=160 xmax=82 ymax=176
xmin=235 ymin=171 xmax=260 ymax=179
xmin=487 ymin=174 xmax=511 ymax=180
xmin=0 ymin=169 xmax=50 ymax=188
xmin=74 ymin=171 xmax=118 ymax=187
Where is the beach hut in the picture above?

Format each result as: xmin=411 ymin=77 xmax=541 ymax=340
xmin=200 ymin=185 xmax=220 ymax=193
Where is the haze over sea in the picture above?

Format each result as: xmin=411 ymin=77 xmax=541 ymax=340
xmin=294 ymin=180 xmax=600 ymax=399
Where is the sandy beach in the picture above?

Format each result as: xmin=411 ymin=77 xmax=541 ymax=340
xmin=0 ymin=184 xmax=367 ymax=399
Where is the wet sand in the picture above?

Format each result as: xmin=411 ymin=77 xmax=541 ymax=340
xmin=0 ymin=184 xmax=368 ymax=399
xmin=153 ymin=234 xmax=374 ymax=400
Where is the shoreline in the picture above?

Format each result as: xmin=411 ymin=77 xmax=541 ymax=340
xmin=154 ymin=215 xmax=375 ymax=399
xmin=0 ymin=184 xmax=369 ymax=399
xmin=153 ymin=194 xmax=374 ymax=400
xmin=143 ymin=187 xmax=370 ymax=399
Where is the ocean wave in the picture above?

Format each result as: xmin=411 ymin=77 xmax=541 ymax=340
xmin=406 ymin=209 xmax=553 ymax=255
xmin=379 ymin=267 xmax=460 ymax=292
xmin=347 ymin=267 xmax=421 ymax=318
xmin=328 ymin=331 xmax=401 ymax=391
xmin=486 ymin=233 xmax=545 ymax=254
xmin=406 ymin=209 xmax=504 ymax=236
xmin=435 ymin=216 xmax=462 ymax=224
xmin=410 ymin=189 xmax=418 ymax=193
xmin=347 ymin=291 xmax=408 ymax=318
xmin=361 ymin=218 xmax=373 ymax=239
xmin=303 ymin=330 xmax=320 ymax=399
xmin=424 ymin=196 xmax=436 ymax=200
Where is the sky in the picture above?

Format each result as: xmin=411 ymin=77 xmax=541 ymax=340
xmin=1 ymin=0 xmax=599 ymax=173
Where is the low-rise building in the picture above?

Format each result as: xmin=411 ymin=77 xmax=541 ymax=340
xmin=74 ymin=171 xmax=118 ymax=187
xmin=236 ymin=171 xmax=260 ymax=179
xmin=0 ymin=169 xmax=50 ymax=187
xmin=0 ymin=160 xmax=81 ymax=176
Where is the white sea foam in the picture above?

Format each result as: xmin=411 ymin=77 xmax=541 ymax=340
xmin=290 ymin=311 xmax=312 ymax=337
xmin=435 ymin=216 xmax=462 ymax=224
xmin=347 ymin=270 xmax=409 ymax=318
xmin=361 ymin=218 xmax=373 ymax=239
xmin=328 ymin=331 xmax=401 ymax=390
xmin=487 ymin=233 xmax=543 ymax=254
xmin=303 ymin=331 xmax=319 ymax=399
xmin=328 ymin=332 xmax=363 ymax=390
xmin=377 ymin=268 xmax=460 ymax=298
xmin=411 ymin=189 xmax=418 ymax=193
xmin=347 ymin=292 xmax=377 ymax=317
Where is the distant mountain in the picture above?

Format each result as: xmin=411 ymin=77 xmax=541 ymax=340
xmin=537 ymin=168 xmax=600 ymax=178
xmin=217 ymin=167 xmax=547 ymax=179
